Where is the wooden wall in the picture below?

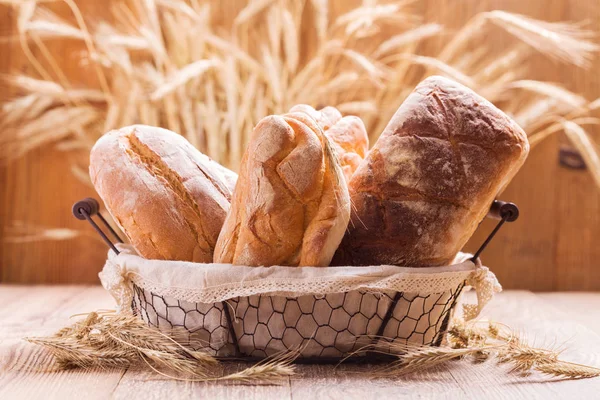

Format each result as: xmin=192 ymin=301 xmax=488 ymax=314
xmin=1 ymin=0 xmax=599 ymax=289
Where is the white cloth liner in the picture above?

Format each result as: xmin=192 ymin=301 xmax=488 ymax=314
xmin=99 ymin=244 xmax=501 ymax=321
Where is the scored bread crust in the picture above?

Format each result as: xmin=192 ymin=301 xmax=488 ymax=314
xmin=213 ymin=112 xmax=350 ymax=267
xmin=332 ymin=76 xmax=530 ymax=267
xmin=89 ymin=125 xmax=237 ymax=262
xmin=289 ymin=104 xmax=369 ymax=182
xmin=326 ymin=116 xmax=369 ymax=181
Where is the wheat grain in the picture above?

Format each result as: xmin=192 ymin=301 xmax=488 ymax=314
xmin=219 ymin=349 xmax=298 ymax=382
xmin=473 ymin=45 xmax=528 ymax=82
xmin=1 ymin=106 xmax=99 ymax=161
xmin=395 ymin=54 xmax=475 ymax=87
xmin=1 ymin=94 xmax=52 ymax=125
xmin=373 ymin=23 xmax=442 ymax=58
xmin=151 ymin=59 xmax=219 ymax=100
xmin=234 ymin=0 xmax=275 ymax=26
xmin=363 ymin=320 xmax=600 ymax=381
xmin=485 ymin=11 xmax=598 ymax=68
xmin=156 ymin=0 xmax=201 ymax=21
xmin=281 ymin=8 xmax=299 ymax=74
xmin=26 ymin=311 xmax=297 ymax=383
xmin=507 ymin=80 xmax=587 ymax=109
xmin=536 ymin=361 xmax=600 ymax=379
xmin=24 ymin=20 xmax=85 ymax=40
xmin=335 ymin=3 xmax=417 ymax=37
xmin=562 ymin=121 xmax=600 ymax=187
xmin=4 ymin=75 xmax=63 ymax=96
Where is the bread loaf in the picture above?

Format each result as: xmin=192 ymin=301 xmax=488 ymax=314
xmin=332 ymin=76 xmax=529 ymax=267
xmin=90 ymin=125 xmax=237 ymax=262
xmin=289 ymin=105 xmax=369 ymax=182
xmin=213 ymin=112 xmax=350 ymax=267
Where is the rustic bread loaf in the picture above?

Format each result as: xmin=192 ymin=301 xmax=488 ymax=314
xmin=332 ymin=76 xmax=530 ymax=267
xmin=90 ymin=125 xmax=237 ymax=262
xmin=213 ymin=112 xmax=350 ymax=267
xmin=289 ymin=104 xmax=369 ymax=181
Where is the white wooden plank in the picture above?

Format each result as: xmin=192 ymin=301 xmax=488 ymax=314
xmin=536 ymin=292 xmax=600 ymax=336
xmin=0 ymin=286 xmax=124 ymax=400
xmin=289 ymin=364 xmax=469 ymax=399
xmin=111 ymin=363 xmax=292 ymax=400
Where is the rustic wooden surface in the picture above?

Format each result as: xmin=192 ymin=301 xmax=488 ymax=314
xmin=1 ymin=0 xmax=600 ymax=288
xmin=1 ymin=286 xmax=599 ymax=399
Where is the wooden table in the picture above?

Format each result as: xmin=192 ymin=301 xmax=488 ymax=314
xmin=1 ymin=286 xmax=599 ymax=399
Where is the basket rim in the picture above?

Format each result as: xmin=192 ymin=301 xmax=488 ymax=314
xmin=111 ymin=243 xmax=477 ymax=273
xmin=101 ymin=244 xmax=482 ymax=305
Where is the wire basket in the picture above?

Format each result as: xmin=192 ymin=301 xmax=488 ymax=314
xmin=131 ymin=284 xmax=465 ymax=360
xmin=74 ymin=198 xmax=516 ymax=363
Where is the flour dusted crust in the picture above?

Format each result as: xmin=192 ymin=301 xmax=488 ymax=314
xmin=289 ymin=104 xmax=369 ymax=182
xmin=213 ymin=112 xmax=350 ymax=267
xmin=332 ymin=76 xmax=530 ymax=267
xmin=90 ymin=125 xmax=237 ymax=262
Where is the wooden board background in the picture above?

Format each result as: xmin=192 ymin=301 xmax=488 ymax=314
xmin=1 ymin=0 xmax=599 ymax=289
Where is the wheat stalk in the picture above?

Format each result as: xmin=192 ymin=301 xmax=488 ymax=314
xmin=1 ymin=0 xmax=597 ymax=172
xmin=1 ymin=0 xmax=600 ymax=242
xmin=485 ymin=11 xmax=598 ymax=68
xmin=24 ymin=310 xmax=600 ymax=382
xmin=217 ymin=349 xmax=297 ymax=383
xmin=536 ymin=361 xmax=600 ymax=379
xmin=25 ymin=311 xmax=297 ymax=383
xmin=363 ymin=320 xmax=600 ymax=381
xmin=562 ymin=121 xmax=600 ymax=188
xmin=380 ymin=345 xmax=498 ymax=376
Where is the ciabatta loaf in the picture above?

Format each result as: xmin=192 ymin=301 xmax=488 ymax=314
xmin=90 ymin=125 xmax=237 ymax=262
xmin=289 ymin=105 xmax=369 ymax=182
xmin=332 ymin=76 xmax=529 ymax=267
xmin=214 ymin=112 xmax=350 ymax=267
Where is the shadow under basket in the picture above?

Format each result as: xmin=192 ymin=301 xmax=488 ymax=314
xmin=74 ymin=198 xmax=517 ymax=363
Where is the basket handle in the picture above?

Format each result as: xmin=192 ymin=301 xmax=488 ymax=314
xmin=471 ymin=200 xmax=519 ymax=262
xmin=72 ymin=198 xmax=123 ymax=254
xmin=71 ymin=197 xmax=519 ymax=261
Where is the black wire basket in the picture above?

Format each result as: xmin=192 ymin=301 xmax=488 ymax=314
xmin=74 ymin=198 xmax=517 ymax=363
xmin=130 ymin=284 xmax=465 ymax=362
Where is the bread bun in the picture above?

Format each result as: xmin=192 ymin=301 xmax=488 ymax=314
xmin=332 ymin=76 xmax=529 ymax=267
xmin=289 ymin=104 xmax=369 ymax=181
xmin=90 ymin=125 xmax=237 ymax=262
xmin=214 ymin=112 xmax=350 ymax=267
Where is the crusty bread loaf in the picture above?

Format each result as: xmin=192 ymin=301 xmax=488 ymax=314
xmin=90 ymin=125 xmax=237 ymax=262
xmin=213 ymin=112 xmax=350 ymax=267
xmin=332 ymin=76 xmax=530 ymax=267
xmin=289 ymin=104 xmax=369 ymax=181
